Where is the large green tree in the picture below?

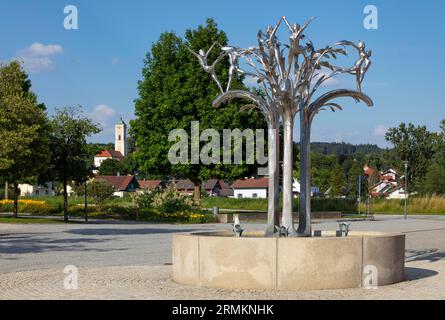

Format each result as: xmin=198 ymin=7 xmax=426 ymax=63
xmin=131 ymin=18 xmax=266 ymax=201
xmin=385 ymin=123 xmax=439 ymax=190
xmin=47 ymin=106 xmax=101 ymax=221
xmin=0 ymin=61 xmax=50 ymax=217
xmin=98 ymin=158 xmax=122 ymax=176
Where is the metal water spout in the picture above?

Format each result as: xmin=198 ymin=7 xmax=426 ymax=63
xmin=339 ymin=222 xmax=351 ymax=237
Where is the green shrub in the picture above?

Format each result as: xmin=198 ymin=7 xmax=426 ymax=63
xmin=151 ymin=185 xmax=196 ymax=214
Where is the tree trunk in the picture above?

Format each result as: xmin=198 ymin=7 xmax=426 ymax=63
xmin=265 ymin=121 xmax=280 ymax=236
xmin=297 ymin=111 xmax=312 ymax=236
xmin=281 ymin=112 xmax=296 ymax=235
xmin=63 ymin=180 xmax=69 ymax=222
xmin=193 ymin=182 xmax=201 ymax=203
xmin=13 ymin=182 xmax=18 ymax=218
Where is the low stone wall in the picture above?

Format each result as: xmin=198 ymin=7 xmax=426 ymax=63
xmin=216 ymin=211 xmax=342 ymax=223
xmin=172 ymin=231 xmax=405 ymax=290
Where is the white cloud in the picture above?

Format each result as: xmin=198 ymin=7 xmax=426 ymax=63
xmin=373 ymin=124 xmax=388 ymax=136
xmin=312 ymin=69 xmax=339 ymax=86
xmin=19 ymin=43 xmax=63 ymax=57
xmin=92 ymin=104 xmax=117 ymax=119
xmin=15 ymin=43 xmax=63 ymax=73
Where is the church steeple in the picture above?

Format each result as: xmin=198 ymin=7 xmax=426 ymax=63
xmin=115 ymin=117 xmax=127 ymax=156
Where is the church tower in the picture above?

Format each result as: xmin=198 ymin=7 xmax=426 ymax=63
xmin=115 ymin=117 xmax=127 ymax=156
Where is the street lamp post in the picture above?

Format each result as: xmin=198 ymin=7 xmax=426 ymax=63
xmin=404 ymin=161 xmax=409 ymax=220
xmin=358 ymin=175 xmax=362 ymax=216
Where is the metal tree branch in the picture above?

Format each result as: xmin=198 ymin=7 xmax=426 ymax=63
xmin=190 ymin=16 xmax=373 ymax=238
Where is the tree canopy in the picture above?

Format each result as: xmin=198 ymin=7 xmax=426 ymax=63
xmin=0 ymin=61 xmax=50 ymax=216
xmin=47 ymin=106 xmax=101 ymax=220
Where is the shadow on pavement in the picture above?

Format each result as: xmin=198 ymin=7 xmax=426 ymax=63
xmin=65 ymin=228 xmax=201 ymax=236
xmin=406 ymin=249 xmax=445 ymax=262
xmin=0 ymin=236 xmax=121 ymax=255
xmin=405 ymin=267 xmax=439 ymax=281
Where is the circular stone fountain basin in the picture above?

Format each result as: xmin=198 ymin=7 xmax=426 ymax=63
xmin=172 ymin=231 xmax=405 ymax=290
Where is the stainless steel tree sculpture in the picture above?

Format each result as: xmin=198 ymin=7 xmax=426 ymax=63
xmin=189 ymin=16 xmax=373 ymax=237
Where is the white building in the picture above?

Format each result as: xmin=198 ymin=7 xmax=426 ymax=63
xmin=93 ymin=118 xmax=127 ymax=172
xmin=387 ymin=187 xmax=408 ymax=199
xmin=115 ymin=117 xmax=127 ymax=157
xmin=231 ymin=178 xmax=268 ymax=199
xmin=93 ymin=149 xmax=124 ymax=170
xmin=18 ymin=182 xmax=56 ymax=197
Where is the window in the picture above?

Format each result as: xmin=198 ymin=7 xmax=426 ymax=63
xmin=252 ymin=193 xmax=258 ymax=198
xmin=237 ymin=194 xmax=243 ymax=199
xmin=35 ymin=189 xmax=40 ymax=196
xmin=118 ymin=135 xmax=121 ymax=140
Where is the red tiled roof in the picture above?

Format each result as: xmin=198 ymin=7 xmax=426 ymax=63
xmin=95 ymin=150 xmax=124 ymax=160
xmin=138 ymin=180 xmax=163 ymax=190
xmin=231 ymin=178 xmax=269 ymax=189
xmin=363 ymin=164 xmax=376 ymax=177
xmin=95 ymin=175 xmax=137 ymax=191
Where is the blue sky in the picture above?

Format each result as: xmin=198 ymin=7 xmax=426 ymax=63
xmin=1 ymin=0 xmax=444 ymax=147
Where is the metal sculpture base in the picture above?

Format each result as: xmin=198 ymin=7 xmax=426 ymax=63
xmin=172 ymin=231 xmax=405 ymax=291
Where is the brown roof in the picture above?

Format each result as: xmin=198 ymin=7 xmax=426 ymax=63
xmin=171 ymin=179 xmax=195 ymax=190
xmin=203 ymin=179 xmax=219 ymax=190
xmin=138 ymin=180 xmax=163 ymax=190
xmin=231 ymin=178 xmax=269 ymax=189
xmin=219 ymin=188 xmax=234 ymax=197
xmin=95 ymin=150 xmax=124 ymax=160
xmin=95 ymin=175 xmax=138 ymax=191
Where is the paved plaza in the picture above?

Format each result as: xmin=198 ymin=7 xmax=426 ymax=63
xmin=0 ymin=215 xmax=445 ymax=299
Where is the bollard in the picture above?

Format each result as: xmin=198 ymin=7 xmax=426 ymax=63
xmin=212 ymin=206 xmax=219 ymax=217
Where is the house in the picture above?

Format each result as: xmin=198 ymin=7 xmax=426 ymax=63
xmin=172 ymin=180 xmax=195 ymax=196
xmin=18 ymin=182 xmax=56 ymax=197
xmin=167 ymin=179 xmax=230 ymax=197
xmin=292 ymin=178 xmax=320 ymax=197
xmin=94 ymin=175 xmax=139 ymax=197
xmin=93 ymin=119 xmax=128 ymax=172
xmin=364 ymin=165 xmax=408 ymax=199
xmin=231 ymin=177 xmax=269 ymax=199
xmin=387 ymin=186 xmax=408 ymax=199
xmin=93 ymin=149 xmax=124 ymax=171
xmin=138 ymin=179 xmax=164 ymax=192
xmin=203 ymin=179 xmax=230 ymax=197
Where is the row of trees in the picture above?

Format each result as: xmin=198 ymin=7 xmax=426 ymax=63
xmin=0 ymin=61 xmax=101 ymax=220
xmin=300 ymin=119 xmax=445 ymax=199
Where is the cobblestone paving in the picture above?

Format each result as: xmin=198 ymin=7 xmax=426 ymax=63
xmin=0 ymin=261 xmax=444 ymax=300
xmin=1 ymin=216 xmax=445 ymax=299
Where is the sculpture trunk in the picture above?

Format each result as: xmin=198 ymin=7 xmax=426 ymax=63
xmin=265 ymin=122 xmax=280 ymax=236
xmin=297 ymin=110 xmax=312 ymax=236
xmin=281 ymin=112 xmax=295 ymax=233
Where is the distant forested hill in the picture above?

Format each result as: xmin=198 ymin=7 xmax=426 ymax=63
xmin=310 ymin=142 xmax=384 ymax=155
